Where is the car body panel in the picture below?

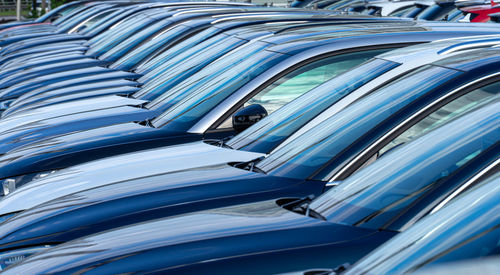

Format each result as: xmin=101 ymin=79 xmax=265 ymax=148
xmin=1 ymin=86 xmax=141 ymax=116
xmin=0 ymin=200 xmax=394 ymax=275
xmin=0 ymin=95 xmax=147 ymax=133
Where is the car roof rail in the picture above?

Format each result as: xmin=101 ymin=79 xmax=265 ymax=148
xmin=438 ymin=37 xmax=500 ymax=55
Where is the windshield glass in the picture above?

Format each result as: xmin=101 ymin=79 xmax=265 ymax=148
xmin=149 ymin=45 xmax=288 ymax=130
xmin=133 ymin=27 xmax=220 ymax=74
xmin=52 ymin=4 xmax=89 ymax=25
xmin=144 ymin=40 xmax=274 ymax=111
xmin=79 ymin=8 xmax=125 ymax=36
xmin=134 ymin=35 xmax=251 ymax=100
xmin=85 ymin=11 xmax=162 ymax=56
xmin=255 ymin=65 xmax=461 ymax=179
xmin=345 ymin=173 xmax=500 ymax=275
xmin=98 ymin=19 xmax=178 ymax=62
xmin=309 ymin=101 xmax=499 ymax=229
xmin=109 ymin=24 xmax=192 ymax=70
xmin=227 ymin=57 xmax=399 ymax=153
xmin=85 ymin=15 xmax=145 ymax=54
xmin=56 ymin=4 xmax=111 ymax=33
xmin=71 ymin=9 xmax=118 ymax=34
xmin=379 ymin=81 xmax=500 ymax=156
xmin=37 ymin=2 xmax=82 ymax=23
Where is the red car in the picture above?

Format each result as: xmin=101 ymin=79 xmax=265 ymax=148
xmin=460 ymin=1 xmax=500 ymax=22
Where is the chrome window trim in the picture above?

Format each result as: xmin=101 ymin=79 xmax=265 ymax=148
xmin=328 ymin=71 xmax=500 ymax=182
xmin=187 ymin=35 xmax=426 ymax=134
xmin=430 ymin=158 xmax=500 ymax=215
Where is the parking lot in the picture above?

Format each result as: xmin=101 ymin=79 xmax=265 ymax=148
xmin=0 ymin=1 xmax=497 ymax=274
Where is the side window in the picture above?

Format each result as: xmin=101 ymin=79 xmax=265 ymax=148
xmin=216 ymin=49 xmax=389 ymax=129
xmin=388 ymin=6 xmax=414 ymax=17
xmin=353 ymin=80 xmax=500 ymax=173
xmin=72 ymin=10 xmax=116 ymax=33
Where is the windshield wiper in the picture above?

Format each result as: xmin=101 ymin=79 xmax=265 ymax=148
xmin=137 ymin=118 xmax=155 ymax=128
xmin=137 ymin=101 xmax=149 ymax=110
xmin=306 ymin=204 xmax=327 ymax=221
xmin=232 ymin=156 xmax=266 ymax=174
xmin=280 ymin=195 xmax=326 ymax=221
xmin=204 ymin=137 xmax=234 ymax=149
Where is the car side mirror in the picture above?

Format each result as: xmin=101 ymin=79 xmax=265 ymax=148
xmin=232 ymin=104 xmax=268 ymax=133
xmin=49 ymin=15 xmax=61 ymax=22
xmin=75 ymin=25 xmax=87 ymax=33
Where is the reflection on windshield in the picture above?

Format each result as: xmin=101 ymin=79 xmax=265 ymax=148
xmin=98 ymin=19 xmax=176 ymax=62
xmin=85 ymin=10 xmax=164 ymax=56
xmin=134 ymin=35 xmax=246 ymax=101
xmin=345 ymin=173 xmax=500 ymax=275
xmin=255 ymin=65 xmax=460 ymax=179
xmin=145 ymin=40 xmax=274 ymax=112
xmin=133 ymin=27 xmax=219 ymax=74
xmin=309 ymin=101 xmax=499 ymax=230
xmin=150 ymin=47 xmax=288 ymax=130
xmin=228 ymin=58 xmax=399 ymax=153
xmin=379 ymin=82 xmax=500 ymax=156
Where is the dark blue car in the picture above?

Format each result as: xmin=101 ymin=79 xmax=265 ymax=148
xmin=3 ymin=35 xmax=493 ymax=214
xmin=342 ymin=171 xmax=500 ymax=275
xmin=0 ymin=23 xmax=470 ymax=180
xmin=0 ymin=5 xmax=280 ymax=90
xmin=0 ymin=12 xmax=402 ymax=107
xmin=0 ymin=94 xmax=496 ymax=273
xmin=0 ymin=48 xmax=497 ymax=266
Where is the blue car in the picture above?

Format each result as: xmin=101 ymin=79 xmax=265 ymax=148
xmin=0 ymin=94 xmax=496 ymax=273
xmin=0 ymin=10 xmax=399 ymax=106
xmin=0 ymin=10 xmax=404 ymax=113
xmin=0 ymin=23 xmax=474 ymax=179
xmin=342 ymin=172 xmax=500 ymax=275
xmin=0 ymin=34 xmax=496 ymax=212
xmin=1 ymin=19 xmax=377 ymax=117
xmin=0 ymin=47 xmax=497 ymax=263
xmin=0 ymin=5 xmax=277 ymax=87
xmin=0 ymin=0 xmax=92 ymax=31
xmin=0 ymin=1 xmax=139 ymax=47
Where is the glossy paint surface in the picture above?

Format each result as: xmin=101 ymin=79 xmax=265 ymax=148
xmin=346 ymin=173 xmax=500 ymax=275
xmin=1 ymin=200 xmax=394 ymax=274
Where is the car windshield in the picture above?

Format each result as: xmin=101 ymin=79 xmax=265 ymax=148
xmin=417 ymin=4 xmax=455 ymax=20
xmin=85 ymin=15 xmax=147 ymax=55
xmin=378 ymin=81 xmax=500 ymax=157
xmin=346 ymin=173 xmax=500 ymax=275
xmin=56 ymin=4 xmax=113 ymax=33
xmin=51 ymin=4 xmax=89 ymax=26
xmin=149 ymin=43 xmax=288 ymax=130
xmin=133 ymin=27 xmax=221 ymax=74
xmin=37 ymin=2 xmax=83 ymax=23
xmin=255 ymin=65 xmax=461 ymax=179
xmin=108 ymin=24 xmax=193 ymax=71
xmin=98 ymin=19 xmax=181 ymax=62
xmin=134 ymin=35 xmax=250 ymax=100
xmin=309 ymin=100 xmax=499 ymax=230
xmin=72 ymin=8 xmax=119 ymax=34
xmin=79 ymin=7 xmax=128 ymax=36
xmin=85 ymin=10 xmax=166 ymax=57
xmin=227 ymin=57 xmax=400 ymax=153
xmin=144 ymin=40 xmax=275 ymax=111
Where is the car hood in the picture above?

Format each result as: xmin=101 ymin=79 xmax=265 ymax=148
xmin=0 ymin=44 xmax=88 ymax=67
xmin=0 ymin=95 xmax=148 ymax=134
xmin=0 ymin=65 xmax=139 ymax=90
xmin=0 ymin=67 xmax=134 ymax=101
xmin=0 ymin=119 xmax=189 ymax=178
xmin=1 ymin=200 xmax=380 ymax=274
xmin=1 ymin=86 xmax=141 ymax=115
xmin=0 ymin=141 xmax=264 ymax=215
xmin=0 ymin=33 xmax=86 ymax=55
xmin=0 ymin=58 xmax=109 ymax=100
